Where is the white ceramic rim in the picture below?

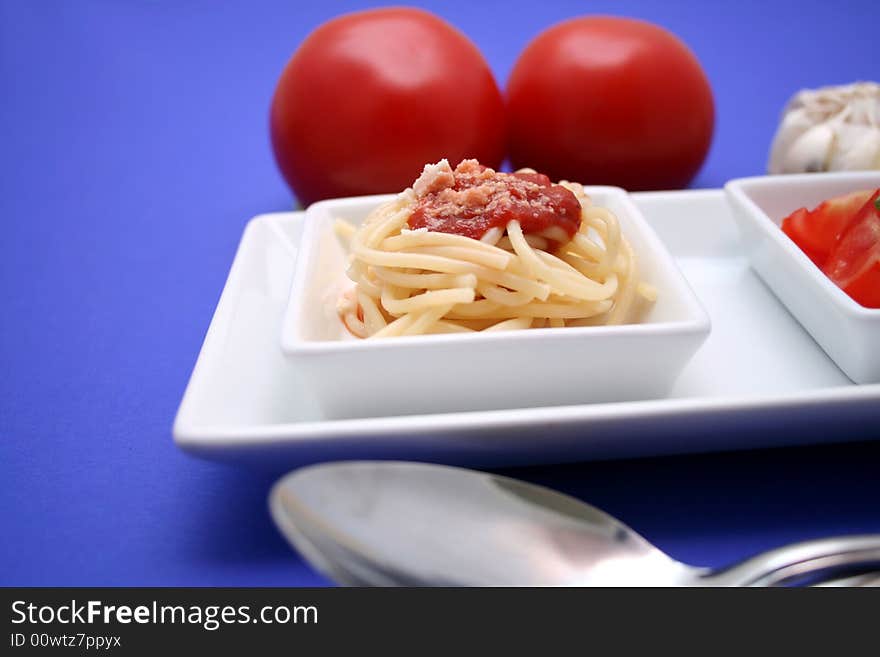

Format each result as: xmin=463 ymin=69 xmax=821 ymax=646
xmin=280 ymin=188 xmax=711 ymax=355
xmin=724 ymin=171 xmax=880 ymax=319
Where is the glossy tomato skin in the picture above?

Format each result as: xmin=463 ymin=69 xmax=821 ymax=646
xmin=781 ymin=190 xmax=874 ymax=267
xmin=506 ymin=17 xmax=714 ymax=190
xmin=823 ymin=190 xmax=880 ymax=308
xmin=841 ymin=262 xmax=880 ymax=308
xmin=782 ymin=208 xmax=822 ymax=265
xmin=271 ymin=8 xmax=506 ymax=206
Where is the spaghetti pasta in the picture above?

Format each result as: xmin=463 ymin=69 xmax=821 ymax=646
xmin=336 ymin=159 xmax=656 ymax=338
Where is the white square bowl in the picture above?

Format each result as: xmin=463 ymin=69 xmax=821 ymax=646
xmin=725 ymin=172 xmax=880 ymax=384
xmin=280 ymin=188 xmax=710 ymax=419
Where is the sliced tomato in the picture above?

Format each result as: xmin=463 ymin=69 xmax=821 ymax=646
xmin=782 ymin=207 xmax=823 ymax=265
xmin=781 ymin=190 xmax=874 ymax=267
xmin=822 ymin=190 xmax=880 ymax=308
xmin=841 ymin=263 xmax=880 ymax=308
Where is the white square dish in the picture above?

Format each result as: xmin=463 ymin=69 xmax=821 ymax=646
xmin=725 ymin=172 xmax=880 ymax=384
xmin=280 ymin=188 xmax=710 ymax=419
xmin=172 ymin=193 xmax=880 ymax=467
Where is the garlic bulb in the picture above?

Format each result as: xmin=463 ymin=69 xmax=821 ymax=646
xmin=767 ymin=82 xmax=880 ymax=174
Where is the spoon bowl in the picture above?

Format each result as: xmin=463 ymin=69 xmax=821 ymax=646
xmin=270 ymin=461 xmax=880 ymax=586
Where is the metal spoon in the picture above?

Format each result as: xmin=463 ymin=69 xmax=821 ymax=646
xmin=269 ymin=461 xmax=880 ymax=586
xmin=813 ymin=572 xmax=880 ymax=587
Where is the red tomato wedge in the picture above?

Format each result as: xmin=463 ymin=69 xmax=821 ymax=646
xmin=782 ymin=207 xmax=822 ymax=265
xmin=822 ymin=191 xmax=880 ymax=308
xmin=781 ymin=190 xmax=874 ymax=267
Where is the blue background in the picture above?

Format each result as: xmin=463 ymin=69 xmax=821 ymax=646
xmin=1 ymin=0 xmax=878 ymax=586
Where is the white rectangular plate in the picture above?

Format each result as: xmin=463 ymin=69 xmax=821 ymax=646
xmin=173 ymin=190 xmax=880 ymax=467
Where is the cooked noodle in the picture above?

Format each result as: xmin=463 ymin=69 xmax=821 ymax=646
xmin=335 ymin=163 xmax=656 ymax=338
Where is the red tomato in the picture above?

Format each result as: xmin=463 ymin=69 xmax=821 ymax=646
xmin=506 ymin=17 xmax=714 ymax=190
xmin=781 ymin=190 xmax=874 ymax=267
xmin=781 ymin=208 xmax=822 ymax=264
xmin=823 ymin=191 xmax=880 ymax=308
xmin=270 ymin=8 xmax=505 ymax=206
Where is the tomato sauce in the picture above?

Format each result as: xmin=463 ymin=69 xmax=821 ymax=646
xmin=408 ymin=160 xmax=582 ymax=242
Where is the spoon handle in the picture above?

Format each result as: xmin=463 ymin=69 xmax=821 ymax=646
xmin=812 ymin=571 xmax=880 ymax=587
xmin=707 ymin=535 xmax=880 ymax=587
